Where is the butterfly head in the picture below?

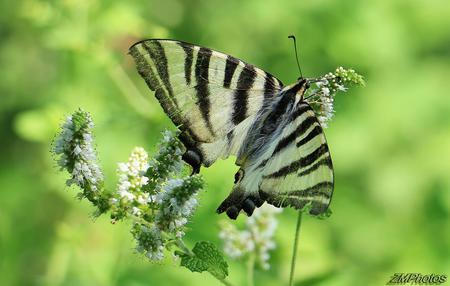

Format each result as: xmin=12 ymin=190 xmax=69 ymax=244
xmin=296 ymin=78 xmax=310 ymax=101
xmin=297 ymin=77 xmax=310 ymax=89
xmin=283 ymin=78 xmax=310 ymax=102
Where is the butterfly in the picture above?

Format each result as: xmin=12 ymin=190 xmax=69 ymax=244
xmin=129 ymin=39 xmax=333 ymax=219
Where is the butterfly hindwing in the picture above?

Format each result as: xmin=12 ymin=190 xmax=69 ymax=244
xmin=217 ymin=99 xmax=333 ymax=218
xmin=129 ymin=39 xmax=283 ymax=167
xmin=258 ymin=102 xmax=333 ymax=215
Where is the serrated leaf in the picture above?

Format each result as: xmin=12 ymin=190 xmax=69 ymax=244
xmin=180 ymin=255 xmax=209 ymax=272
xmin=179 ymin=241 xmax=228 ymax=280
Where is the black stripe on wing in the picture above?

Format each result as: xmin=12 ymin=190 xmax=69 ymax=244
xmin=232 ymin=64 xmax=257 ymax=125
xmin=290 ymin=102 xmax=314 ymax=122
xmin=223 ymin=55 xmax=239 ymax=88
xmin=178 ymin=42 xmax=194 ymax=85
xmin=142 ymin=41 xmax=175 ymax=103
xmin=280 ymin=181 xmax=333 ymax=198
xmin=297 ymin=157 xmax=333 ymax=177
xmin=260 ymin=94 xmax=296 ymax=137
xmin=255 ymin=99 xmax=308 ymax=170
xmin=267 ymin=181 xmax=333 ymax=215
xmin=194 ymin=47 xmax=216 ymax=136
xmin=264 ymin=143 xmax=330 ymax=178
xmin=263 ymin=71 xmax=276 ymax=101
xmin=272 ymin=116 xmax=317 ymax=156
xmin=296 ymin=125 xmax=322 ymax=147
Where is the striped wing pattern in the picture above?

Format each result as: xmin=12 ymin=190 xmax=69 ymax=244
xmin=258 ymin=102 xmax=333 ymax=215
xmin=129 ymin=39 xmax=283 ymax=166
xmin=216 ymin=98 xmax=333 ymax=218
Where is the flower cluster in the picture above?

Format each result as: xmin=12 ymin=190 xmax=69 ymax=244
xmin=53 ymin=109 xmax=105 ymax=206
xmin=219 ymin=221 xmax=254 ymax=259
xmin=107 ymin=131 xmax=203 ymax=261
xmin=110 ymin=147 xmax=151 ymax=220
xmin=128 ymin=176 xmax=202 ymax=260
xmin=305 ymin=67 xmax=365 ymax=127
xmin=132 ymin=224 xmax=165 ymax=261
xmin=143 ymin=130 xmax=184 ymax=193
xmin=54 ymin=112 xmax=204 ymax=262
xmin=155 ymin=176 xmax=202 ymax=238
xmin=219 ymin=204 xmax=282 ymax=270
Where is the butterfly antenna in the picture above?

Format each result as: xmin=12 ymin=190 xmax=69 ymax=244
xmin=288 ymin=35 xmax=303 ymax=78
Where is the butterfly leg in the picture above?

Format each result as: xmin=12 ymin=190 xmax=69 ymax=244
xmin=182 ymin=149 xmax=201 ymax=174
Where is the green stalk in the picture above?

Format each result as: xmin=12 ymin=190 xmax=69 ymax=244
xmin=217 ymin=276 xmax=235 ymax=286
xmin=289 ymin=211 xmax=303 ymax=286
xmin=175 ymin=239 xmax=193 ymax=256
xmin=247 ymin=252 xmax=255 ymax=286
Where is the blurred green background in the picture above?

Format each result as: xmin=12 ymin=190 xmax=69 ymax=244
xmin=1 ymin=0 xmax=449 ymax=285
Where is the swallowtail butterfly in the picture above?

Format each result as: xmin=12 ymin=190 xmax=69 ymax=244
xmin=129 ymin=39 xmax=333 ymax=219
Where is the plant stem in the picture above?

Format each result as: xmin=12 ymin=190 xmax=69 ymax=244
xmin=216 ymin=276 xmax=235 ymax=286
xmin=175 ymin=239 xmax=193 ymax=255
xmin=289 ymin=211 xmax=303 ymax=286
xmin=247 ymin=252 xmax=255 ymax=286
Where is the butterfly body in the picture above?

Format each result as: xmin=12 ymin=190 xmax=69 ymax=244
xmin=238 ymin=79 xmax=308 ymax=164
xmin=129 ymin=39 xmax=333 ymax=219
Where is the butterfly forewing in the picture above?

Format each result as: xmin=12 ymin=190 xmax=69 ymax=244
xmin=129 ymin=39 xmax=283 ymax=166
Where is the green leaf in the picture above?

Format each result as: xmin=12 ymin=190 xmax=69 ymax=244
xmin=179 ymin=241 xmax=228 ymax=280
